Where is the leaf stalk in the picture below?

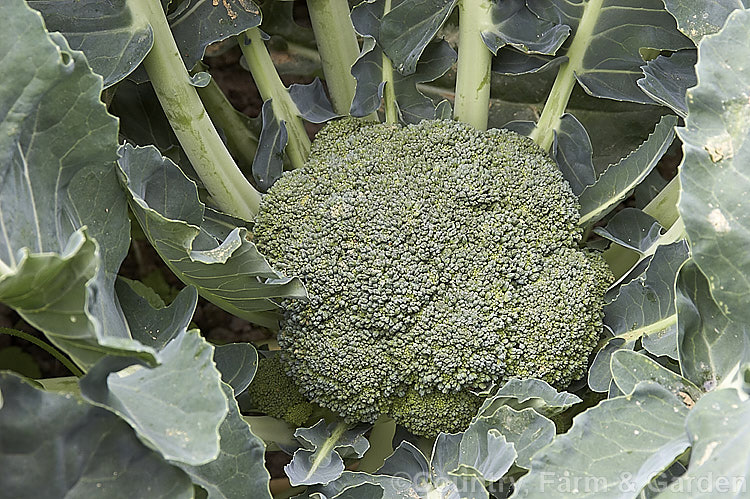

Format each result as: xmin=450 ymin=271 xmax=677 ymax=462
xmin=454 ymin=0 xmax=493 ymax=130
xmin=529 ymin=0 xmax=604 ymax=150
xmin=238 ymin=28 xmax=311 ymax=170
xmin=306 ymin=0 xmax=360 ymax=115
xmin=126 ymin=0 xmax=261 ymax=219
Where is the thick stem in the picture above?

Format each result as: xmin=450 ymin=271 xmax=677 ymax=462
xmin=126 ymin=0 xmax=261 ymax=219
xmin=453 ymin=0 xmax=493 ymax=131
xmin=194 ymin=64 xmax=258 ymax=172
xmin=529 ymin=0 xmax=604 ymax=150
xmin=381 ymin=0 xmax=398 ymax=123
xmin=306 ymin=0 xmax=360 ymax=115
xmin=239 ymin=28 xmax=311 ymax=170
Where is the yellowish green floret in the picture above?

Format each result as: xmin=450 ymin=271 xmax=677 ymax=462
xmin=246 ymin=355 xmax=314 ymax=427
xmin=254 ymin=119 xmax=612 ymax=437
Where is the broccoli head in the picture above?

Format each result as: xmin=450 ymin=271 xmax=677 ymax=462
xmin=253 ymin=119 xmax=612 ymax=436
xmin=246 ymin=354 xmax=314 ymax=427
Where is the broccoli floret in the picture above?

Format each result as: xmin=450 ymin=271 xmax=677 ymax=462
xmin=254 ymin=119 xmax=612 ymax=437
xmin=246 ymin=354 xmax=314 ymax=427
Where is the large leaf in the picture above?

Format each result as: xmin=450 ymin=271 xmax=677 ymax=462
xmin=526 ymin=0 xmax=693 ymax=104
xmin=377 ymin=0 xmax=569 ymax=75
xmin=116 ymin=280 xmax=198 ymax=350
xmin=117 ymin=144 xmax=307 ymax=328
xmin=578 ymin=115 xmax=678 ymax=225
xmin=304 ymin=471 xmax=414 ymax=499
xmin=350 ymin=1 xmax=456 ymax=123
xmin=675 ymin=260 xmax=750 ymax=391
xmin=176 ymin=383 xmax=273 ymax=499
xmin=451 ymin=419 xmax=517 ymax=482
xmin=429 ymin=434 xmax=489 ymax=499
xmin=552 ymin=113 xmax=596 ymax=195
xmin=594 ymin=208 xmax=665 ymax=254
xmin=0 ymin=372 xmax=192 ymax=498
xmin=285 ymin=421 xmax=371 ymax=487
xmin=478 ymin=406 xmax=556 ymax=470
xmin=512 ymin=382 xmax=690 ymax=498
xmin=662 ymin=0 xmax=749 ymax=44
xmin=109 ymin=79 xmax=192 ymax=173
xmin=480 ymin=0 xmax=570 ymax=56
xmin=79 ymin=330 xmax=228 ymax=466
xmin=656 ymin=389 xmax=750 ymax=498
xmin=588 ymin=337 xmax=634 ymax=393
xmin=252 ymin=100 xmax=288 ymax=193
xmin=603 ymin=241 xmax=689 ymax=358
xmin=677 ymin=8 xmax=750 ymax=328
xmin=28 ymin=0 xmax=153 ymax=87
xmin=212 ymin=343 xmax=258 ymax=395
xmin=168 ymin=0 xmax=261 ymax=70
xmin=378 ymin=0 xmax=457 ymax=75
xmin=0 ymin=0 xmax=154 ymax=369
xmin=477 ymin=378 xmax=582 ymax=418
xmin=610 ymin=349 xmax=702 ymax=403
xmin=637 ymin=50 xmax=697 ymax=118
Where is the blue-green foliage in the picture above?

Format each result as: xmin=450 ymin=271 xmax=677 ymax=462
xmin=254 ymin=119 xmax=612 ymax=436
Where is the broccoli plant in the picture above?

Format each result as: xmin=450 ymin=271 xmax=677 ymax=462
xmin=1 ymin=0 xmax=750 ymax=498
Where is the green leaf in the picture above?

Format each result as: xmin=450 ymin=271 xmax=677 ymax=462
xmin=430 ymin=433 xmax=489 ymax=499
xmin=677 ymin=8 xmax=750 ymax=329
xmin=289 ymin=78 xmax=340 ymax=124
xmin=512 ymin=382 xmax=690 ymax=498
xmin=675 ymin=260 xmax=750 ymax=390
xmin=656 ymin=389 xmax=750 ymax=498
xmin=588 ymin=337 xmax=634 ymax=393
xmin=0 ymin=0 xmax=155 ymax=369
xmin=637 ymin=50 xmax=697 ymax=118
xmin=350 ymin=1 xmax=456 ymax=123
xmin=662 ymin=0 xmax=749 ymax=44
xmin=117 ymin=144 xmax=307 ymax=328
xmin=478 ymin=406 xmax=556 ymax=470
xmin=451 ymin=418 xmax=517 ymax=482
xmin=116 ymin=280 xmax=198 ymax=350
xmin=477 ymin=378 xmax=582 ymax=418
xmin=492 ymin=49 xmax=567 ymax=75
xmin=305 ymin=471 xmax=413 ymax=499
xmin=285 ymin=421 xmax=371 ymax=487
xmin=109 ymin=79 xmax=195 ymax=175
xmin=376 ymin=440 xmax=431 ymax=487
xmin=175 ymin=383 xmax=272 ymax=499
xmin=28 ymin=0 xmax=153 ymax=87
xmin=349 ymin=34 xmax=385 ymax=118
xmin=168 ymin=0 xmax=261 ymax=69
xmin=594 ymin=208 xmax=665 ymax=254
xmin=242 ymin=415 xmax=297 ymax=449
xmin=252 ymin=100 xmax=288 ymax=193
xmin=0 ymin=372 xmax=192 ymax=498
xmin=578 ymin=115 xmax=678 ymax=225
xmin=610 ymin=350 xmax=702 ymax=403
xmin=527 ymin=0 xmax=693 ymax=104
xmin=213 ymin=343 xmax=258 ymax=395
xmin=395 ymin=41 xmax=457 ymax=124
xmin=604 ymin=241 xmax=689 ymax=358
xmin=481 ymin=0 xmax=570 ymax=56
xmin=79 ymin=330 xmax=228 ymax=466
xmin=552 ymin=113 xmax=596 ymax=195
xmin=379 ymin=0 xmax=457 ymax=75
